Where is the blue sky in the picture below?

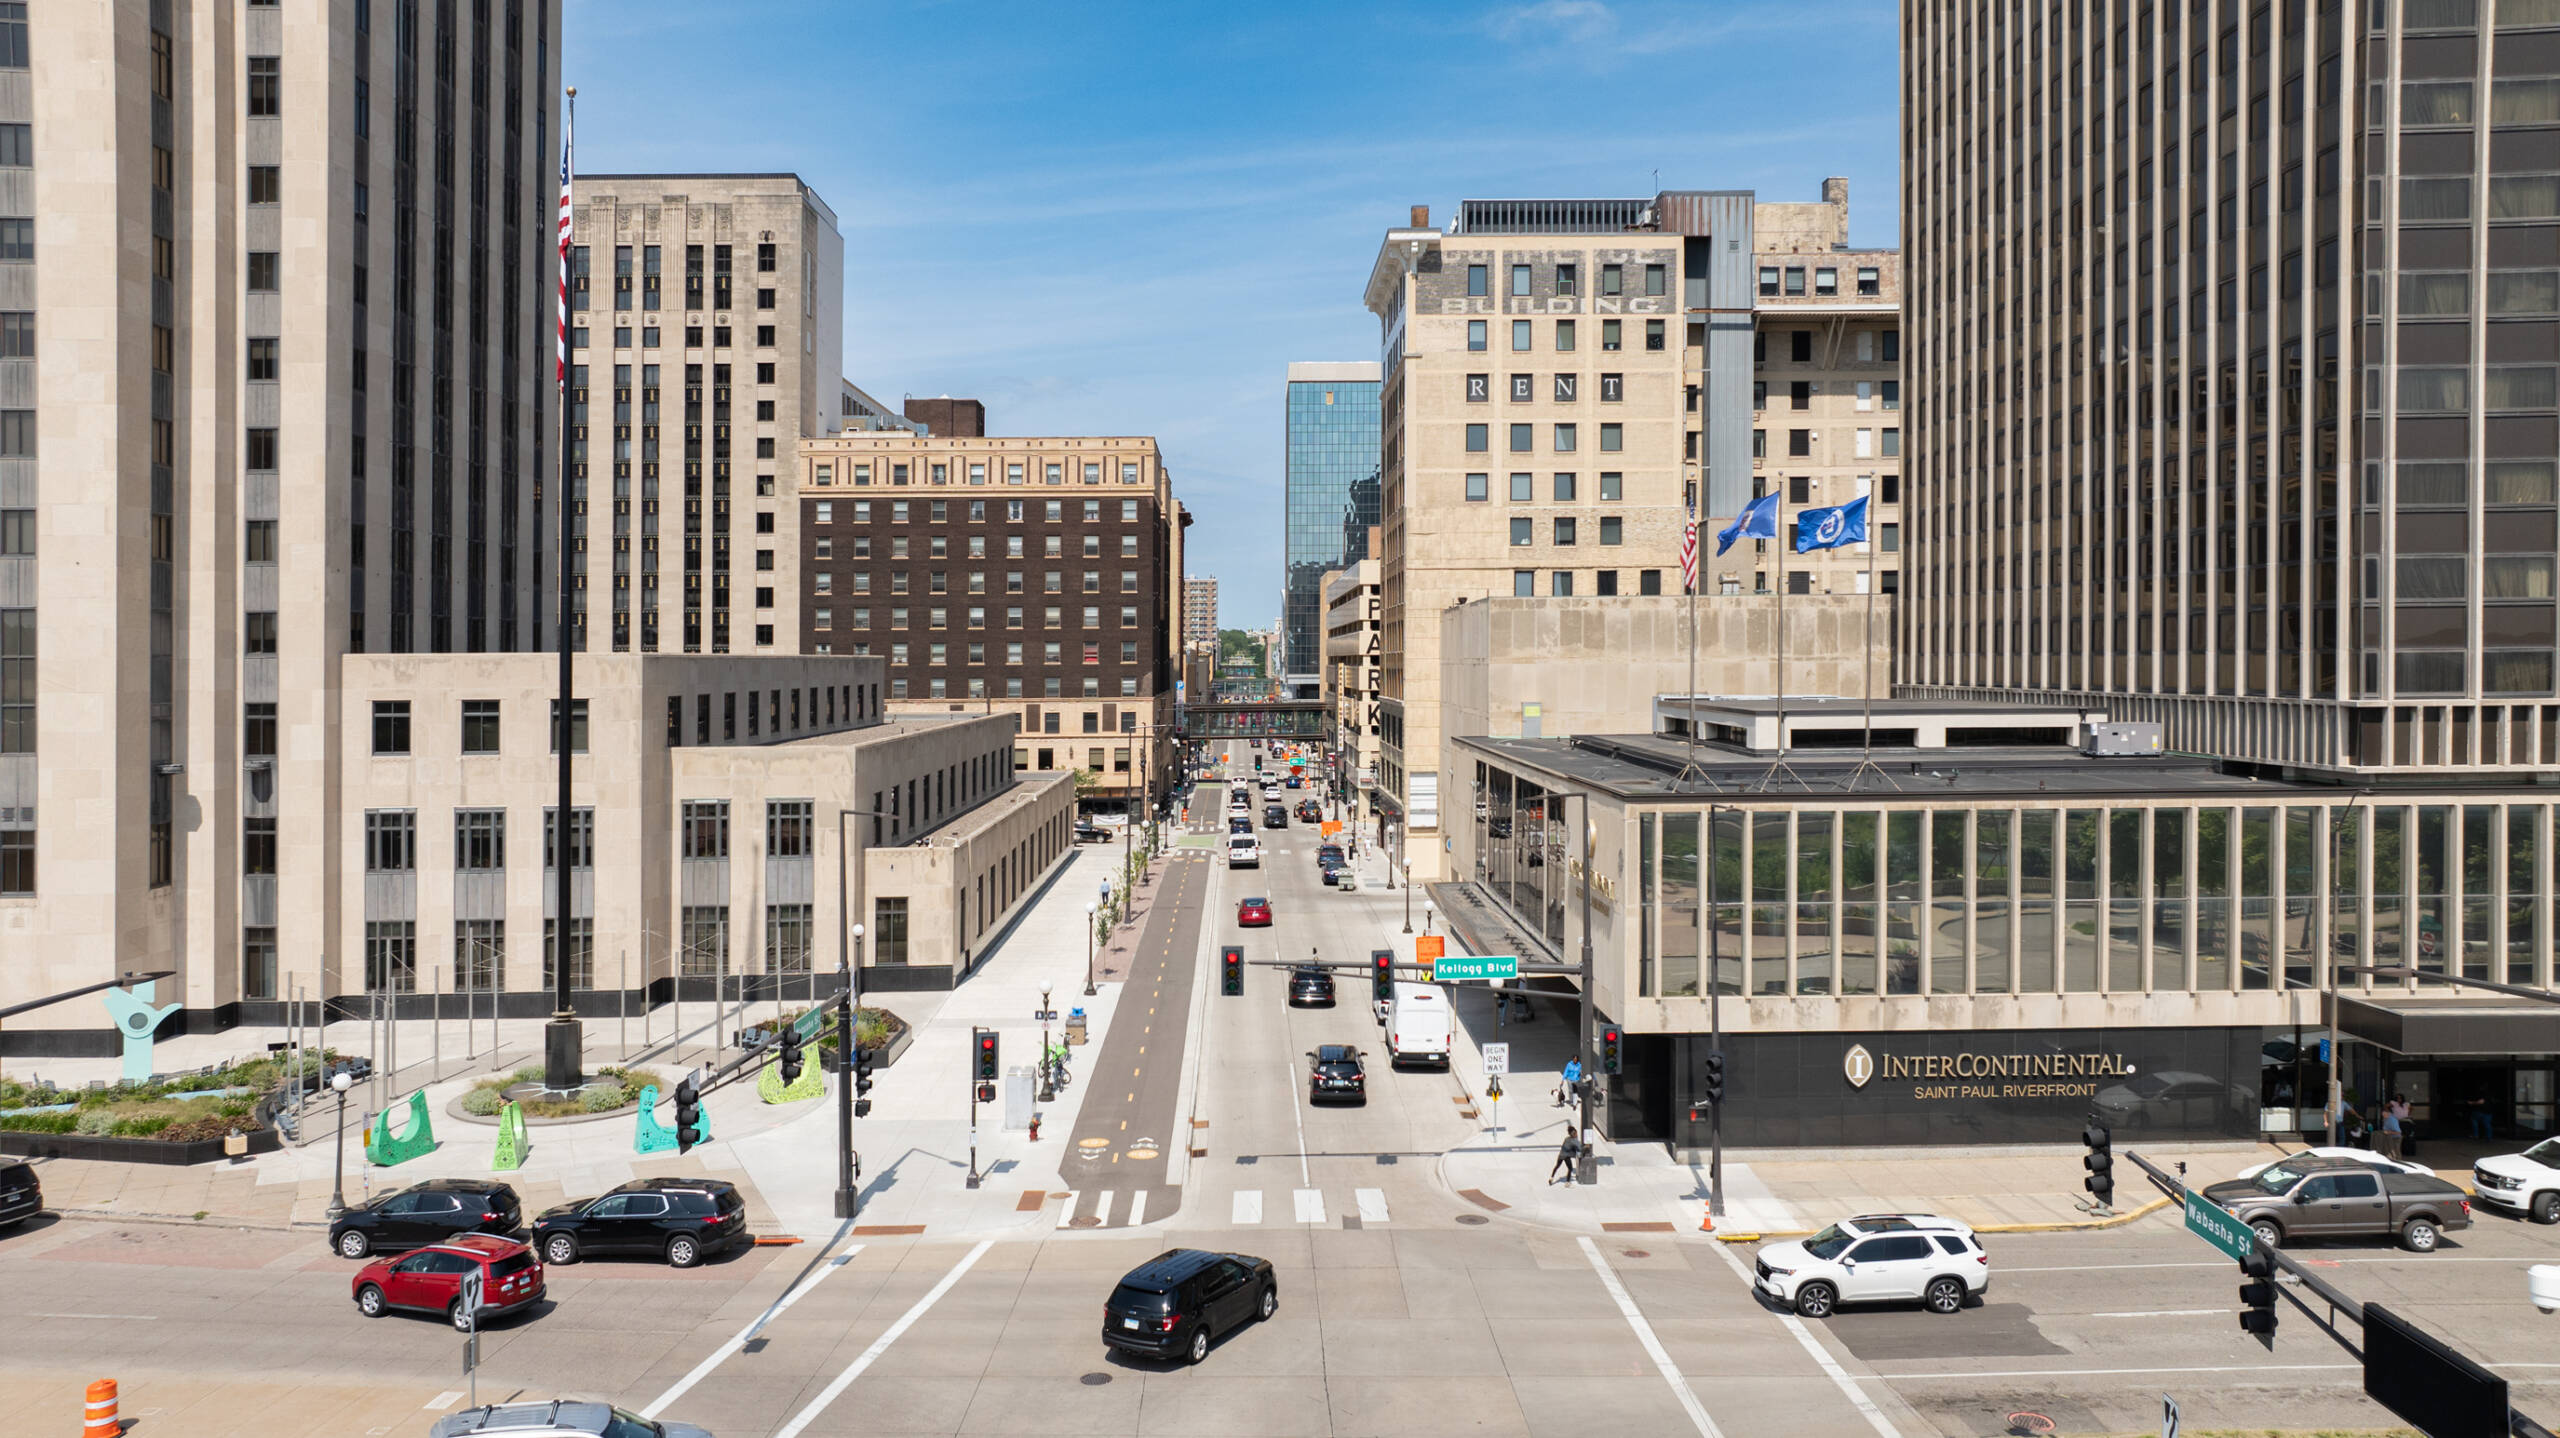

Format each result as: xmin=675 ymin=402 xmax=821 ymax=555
xmin=565 ymin=0 xmax=1899 ymax=625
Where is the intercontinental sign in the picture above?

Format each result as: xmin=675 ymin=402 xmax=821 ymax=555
xmin=1842 ymin=1043 xmax=2135 ymax=1102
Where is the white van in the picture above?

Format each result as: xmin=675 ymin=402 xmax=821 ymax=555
xmin=1385 ymin=981 xmax=1451 ymax=1069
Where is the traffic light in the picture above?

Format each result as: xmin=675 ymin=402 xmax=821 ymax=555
xmin=1372 ymin=949 xmax=1393 ymax=1002
xmin=1599 ymin=1026 xmax=1624 ymax=1075
xmin=1254 ymin=754 xmax=1263 ymax=771
xmin=2238 ymin=1247 xmax=2279 ymax=1345
xmin=674 ymin=1076 xmax=706 ymax=1154
xmin=779 ymin=1024 xmax=804 ymax=1086
xmin=2082 ymin=1120 xmax=2115 ymax=1207
xmin=1701 ymin=1050 xmax=1726 ymax=1107
xmin=853 ymin=1045 xmax=875 ymax=1119
xmin=1221 ymin=945 xmax=1244 ymax=998
xmin=975 ymin=1029 xmax=1000 ymax=1083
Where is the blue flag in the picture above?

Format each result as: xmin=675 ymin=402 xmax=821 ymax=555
xmin=1714 ymin=491 xmax=1781 ymax=557
xmin=1794 ymin=495 xmax=1870 ymax=553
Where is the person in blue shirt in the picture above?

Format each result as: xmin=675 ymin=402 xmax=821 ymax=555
xmin=1556 ymin=1055 xmax=1583 ymax=1108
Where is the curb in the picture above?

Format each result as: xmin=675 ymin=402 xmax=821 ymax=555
xmin=56 ymin=1204 xmax=316 ymax=1233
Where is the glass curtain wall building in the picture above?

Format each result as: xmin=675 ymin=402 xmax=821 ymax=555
xmin=1282 ymin=363 xmax=1383 ymax=697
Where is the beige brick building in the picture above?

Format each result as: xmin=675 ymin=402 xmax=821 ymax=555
xmin=1321 ymin=560 xmax=1382 ymax=836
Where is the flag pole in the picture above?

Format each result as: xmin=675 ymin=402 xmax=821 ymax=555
xmin=543 ymin=85 xmax=583 ymax=1092
xmin=1847 ymin=493 xmax=1899 ymax=792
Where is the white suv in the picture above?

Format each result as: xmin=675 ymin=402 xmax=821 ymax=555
xmin=1226 ymin=835 xmax=1262 ymax=868
xmin=1751 ymin=1213 xmax=1988 ymax=1318
xmin=2474 ymin=1137 xmax=2560 ymax=1225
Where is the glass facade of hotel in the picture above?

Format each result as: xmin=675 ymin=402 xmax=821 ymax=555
xmin=1282 ymin=373 xmax=1382 ymax=692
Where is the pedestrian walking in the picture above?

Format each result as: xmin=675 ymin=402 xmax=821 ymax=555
xmin=2326 ymin=1095 xmax=2364 ymax=1147
xmin=1549 ymin=1125 xmax=1583 ymax=1184
xmin=2390 ymin=1093 xmax=2417 ymax=1157
xmin=2378 ymin=1092 xmax=2407 ymax=1159
xmin=1555 ymin=1054 xmax=1583 ymax=1108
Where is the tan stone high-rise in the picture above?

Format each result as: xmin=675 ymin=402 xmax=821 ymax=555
xmin=565 ymin=173 xmax=845 ymax=658
xmin=0 ymin=1 xmax=561 ymax=1051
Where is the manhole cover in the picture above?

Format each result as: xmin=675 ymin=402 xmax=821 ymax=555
xmin=1070 ymin=1216 xmax=1102 ymax=1228
xmin=1621 ymin=1249 xmax=1651 ymax=1259
xmin=1455 ymin=1214 xmax=1490 ymax=1226
xmin=1080 ymin=1372 xmax=1113 ymax=1386
xmin=2004 ymin=1414 xmax=2055 ymax=1437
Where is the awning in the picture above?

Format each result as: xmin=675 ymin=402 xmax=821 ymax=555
xmin=2324 ymin=993 xmax=2560 ymax=1056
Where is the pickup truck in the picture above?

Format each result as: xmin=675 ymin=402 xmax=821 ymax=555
xmin=2199 ymin=1153 xmax=2473 ymax=1252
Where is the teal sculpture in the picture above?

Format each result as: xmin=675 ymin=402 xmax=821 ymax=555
xmin=101 ymin=980 xmax=181 ymax=1084
xmin=366 ymin=1089 xmax=437 ymax=1166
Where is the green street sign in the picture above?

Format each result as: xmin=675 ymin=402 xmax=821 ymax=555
xmin=1433 ymin=954 xmax=1519 ymax=983
xmin=2183 ymin=1189 xmax=2254 ymax=1262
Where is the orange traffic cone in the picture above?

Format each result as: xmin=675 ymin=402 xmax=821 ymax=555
xmin=83 ymin=1379 xmax=118 ymax=1438
xmin=1699 ymin=1201 xmax=1715 ymax=1234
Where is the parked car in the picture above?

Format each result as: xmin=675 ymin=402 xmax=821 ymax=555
xmin=2471 ymin=1137 xmax=2560 ymax=1225
xmin=431 ymin=1401 xmax=713 ymax=1438
xmin=2198 ymin=1153 xmax=2472 ymax=1251
xmin=1075 ymin=821 xmax=1108 ymax=844
xmin=1236 ymin=896 xmax=1273 ymax=928
xmin=352 ymin=1234 xmax=544 ymax=1330
xmin=1309 ymin=1045 xmax=1367 ymax=1104
xmin=330 ymin=1178 xmax=523 ymax=1259
xmin=1263 ymin=805 xmax=1288 ymax=829
xmin=2234 ymin=1147 xmax=2432 ymax=1181
xmin=533 ymin=1176 xmax=751 ymax=1268
xmin=0 ymin=1161 xmax=43 ymax=1229
xmin=1227 ymin=836 xmax=1262 ymax=869
xmin=1287 ymin=966 xmax=1336 ymax=1007
xmin=1751 ymin=1213 xmax=1988 ymax=1318
xmin=1102 ymin=1248 xmax=1278 ymax=1365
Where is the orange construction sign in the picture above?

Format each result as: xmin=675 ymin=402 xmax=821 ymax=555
xmin=1320 ymin=820 xmax=1342 ymax=838
xmin=1416 ymin=935 xmax=1445 ymax=964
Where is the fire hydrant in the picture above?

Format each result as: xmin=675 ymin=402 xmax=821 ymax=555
xmin=1029 ymin=1114 xmax=1042 ymax=1142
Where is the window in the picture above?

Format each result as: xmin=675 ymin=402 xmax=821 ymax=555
xmin=1509 ymin=423 xmax=1532 ymax=453
xmin=243 ymin=702 xmax=276 ymax=759
xmin=1552 ymin=472 xmax=1577 ymax=502
xmin=243 ymin=518 xmax=277 ymax=562
xmin=1513 ymin=570 xmax=1536 ymax=597
xmin=1554 ymin=517 xmax=1577 ymax=546
xmin=1879 ymin=330 xmax=1899 ymax=362
xmin=1784 ymin=267 xmax=1806 ymax=296
xmin=1551 ymin=571 xmax=1574 ymax=596
xmin=1552 ymin=423 xmax=1576 ymax=452
xmin=1857 ymin=266 xmax=1881 ymax=296
xmin=1506 ymin=319 xmax=1529 ymax=353
xmin=364 ymin=811 xmax=416 ymax=871
xmin=549 ymin=698 xmax=589 ymax=754
xmin=371 ymin=700 xmax=411 ymax=755
xmin=1644 ymin=319 xmax=1664 ymax=351
xmin=0 ymin=829 xmax=27 ymax=895
xmin=366 ymin=922 xmax=417 ymax=993
xmin=247 ymin=251 xmax=279 ymax=291
xmin=1465 ymin=473 xmax=1489 ymax=502
xmin=1759 ymin=266 xmax=1780 ymax=297
xmin=1510 ymin=472 xmax=1534 ymax=502
xmin=874 ymin=896 xmax=911 ymax=965
xmin=681 ymin=800 xmax=730 ymax=859
xmin=244 ymin=611 xmax=278 ymax=653
xmin=1467 ymin=263 xmax=1488 ymax=297
xmin=1556 ymin=319 xmax=1576 ymax=351
xmin=1814 ymin=267 xmax=1837 ymax=296
xmin=1556 ymin=262 xmax=1578 ymax=294
xmin=1595 ymin=570 xmax=1618 ymax=595
xmin=1881 ymin=380 xmax=1900 ymax=410
xmin=246 ymin=336 xmax=277 ymax=380
xmin=1639 ymin=570 xmax=1662 ymax=595
xmin=1465 ymin=423 xmax=1489 ymax=453
xmin=1881 ymin=428 xmax=1900 ymax=457
xmin=1790 ymin=429 xmax=1813 ymax=457
xmin=1790 ymin=381 xmax=1812 ymax=411
xmin=544 ymin=807 xmax=596 ymax=868
xmin=1599 ymin=423 xmax=1622 ymax=452
xmin=1599 ymin=472 xmax=1622 ymax=501
xmin=542 ymin=918 xmax=594 ymax=991
xmin=247 ymin=57 xmax=279 ymax=117
xmin=454 ymin=810 xmax=505 ymax=871
xmin=767 ymin=798 xmax=813 ymax=857
xmin=247 ymin=164 xmax=280 ymax=204
xmin=1600 ymin=516 xmax=1623 ymax=545
xmin=0 ymin=124 xmax=24 ymax=167
xmin=244 ymin=427 xmax=276 ymax=470
xmin=1644 ymin=262 xmax=1666 ymax=296
xmin=1790 ymin=330 xmax=1813 ymax=363
xmin=1510 ymin=263 xmax=1531 ymax=296
xmin=1601 ymin=319 xmax=1621 ymax=351
xmin=240 ymin=816 xmax=277 ymax=876
xmin=1467 ymin=320 xmax=1487 ymax=352
xmin=1510 ymin=517 xmax=1533 ymax=547
xmin=460 ymin=699 xmax=501 ymax=754
xmin=1601 ymin=263 xmax=1622 ymax=295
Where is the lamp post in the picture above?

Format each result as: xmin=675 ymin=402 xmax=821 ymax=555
xmin=325 ymin=1069 xmax=355 ymax=1218
xmin=831 ymin=801 xmax=901 ymax=1222
xmin=1084 ymin=902 xmax=1098 ymax=996
xmin=1039 ymin=984 xmax=1055 ymax=1102
xmin=1425 ymin=901 xmax=1436 ymax=935
xmin=2322 ymin=791 xmax=2374 ymax=1146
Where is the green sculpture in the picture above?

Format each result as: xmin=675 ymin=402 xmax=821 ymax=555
xmin=756 ymin=1055 xmax=824 ymax=1104
xmin=366 ymin=1089 xmax=436 ymax=1167
xmin=491 ymin=1100 xmax=529 ymax=1171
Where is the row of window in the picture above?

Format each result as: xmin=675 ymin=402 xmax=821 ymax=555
xmin=1758 ymin=264 xmax=1886 ymax=298
xmin=843 ymin=639 xmax=1141 ymax=668
xmin=1505 ymin=570 xmax=1668 ymax=597
xmin=817 ymin=533 xmax=1144 ymax=561
xmin=363 ymin=685 xmax=869 ymax=758
xmin=813 ymin=458 xmax=1150 ymax=488
xmin=812 ymin=571 xmax=1144 ymax=596
xmin=1754 ymin=379 xmax=1902 ymax=411
xmin=358 ymin=807 xmax=596 ymax=875
xmin=1758 ymin=427 xmax=1905 ymax=459
xmin=568 ymin=240 xmax=775 ymax=314
xmin=814 ymin=498 xmax=1147 ymax=525
xmin=1465 ymin=317 xmax=1663 ymax=353
xmin=1461 ymin=472 xmax=1630 ymax=503
xmin=812 ymin=605 xmax=1146 ymax=631
xmin=571 ymin=323 xmax=778 ymax=354
xmin=1462 ymin=421 xmax=1633 ymax=455
xmin=835 ymin=670 xmax=1144 ymax=702
xmin=1465 ymin=259 xmax=1664 ymax=299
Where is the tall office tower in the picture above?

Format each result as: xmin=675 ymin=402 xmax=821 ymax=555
xmin=0 ymin=1 xmax=559 ymax=1046
xmin=1184 ymin=575 xmax=1220 ymax=648
xmin=565 ymin=174 xmax=843 ymax=656
xmin=1902 ymin=0 xmax=2560 ymax=771
xmin=1281 ymin=362 xmax=1382 ymax=697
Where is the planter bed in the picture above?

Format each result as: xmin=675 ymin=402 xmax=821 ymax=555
xmin=0 ymin=1126 xmax=281 ymax=1167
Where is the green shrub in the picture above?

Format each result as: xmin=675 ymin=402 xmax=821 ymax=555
xmin=579 ymin=1086 xmax=623 ymax=1114
xmin=74 ymin=1109 xmax=116 ymax=1136
xmin=459 ymin=1087 xmax=505 ymax=1117
xmin=0 ymin=1112 xmax=77 ymax=1134
xmin=113 ymin=1114 xmax=175 ymax=1137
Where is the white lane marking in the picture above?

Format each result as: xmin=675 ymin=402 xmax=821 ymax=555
xmin=1055 ymin=1191 xmax=1080 ymax=1229
xmin=2090 ymin=1308 xmax=2231 ymax=1318
xmin=1294 ymin=1188 xmax=1325 ymax=1224
xmin=1355 ymin=1188 xmax=1390 ymax=1223
xmin=424 ymin=1393 xmax=465 ymax=1411
xmin=771 ymin=1240 xmax=993 ymax=1438
xmin=1576 ymin=1236 xmax=1725 ymax=1438
xmin=1125 ymin=1189 xmax=1148 ymax=1227
xmin=1232 ymin=1190 xmax=1263 ymax=1225
xmin=640 ymin=1247 xmax=861 ymax=1419
xmin=1705 ymin=1238 xmax=1902 ymax=1437
xmin=1093 ymin=1189 xmax=1116 ymax=1226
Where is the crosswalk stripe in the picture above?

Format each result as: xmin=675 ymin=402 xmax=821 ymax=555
xmin=1232 ymin=1190 xmax=1263 ymax=1225
xmin=1055 ymin=1191 xmax=1079 ymax=1229
xmin=1125 ymin=1189 xmax=1148 ymax=1227
xmin=1355 ymin=1188 xmax=1390 ymax=1223
xmin=1093 ymin=1189 xmax=1116 ymax=1226
xmin=1294 ymin=1189 xmax=1325 ymax=1224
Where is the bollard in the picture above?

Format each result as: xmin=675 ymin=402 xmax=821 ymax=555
xmin=82 ymin=1378 xmax=117 ymax=1438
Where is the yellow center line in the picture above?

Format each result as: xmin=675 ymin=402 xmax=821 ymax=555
xmin=1120 ymin=1119 xmax=1127 ymax=1130
xmin=1126 ymin=1092 xmax=1135 ymax=1101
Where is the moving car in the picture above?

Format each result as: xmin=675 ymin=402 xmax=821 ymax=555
xmin=1287 ymin=966 xmax=1336 ymax=1007
xmin=2474 ymin=1137 xmax=2560 ymax=1225
xmin=2199 ymin=1153 xmax=2472 ymax=1251
xmin=1309 ymin=1044 xmax=1367 ymax=1104
xmin=1075 ymin=821 xmax=1108 ymax=844
xmin=1236 ymin=896 xmax=1273 ymax=927
xmin=1284 ymin=775 xmax=1302 ymax=788
xmin=1102 ymin=1248 xmax=1279 ymax=1365
xmin=1229 ymin=817 xmax=1253 ymax=836
xmin=1227 ymin=835 xmax=1262 ymax=869
xmin=0 ymin=1160 xmax=42 ymax=1229
xmin=329 ymin=1178 xmax=523 ymax=1259
xmin=2234 ymin=1147 xmax=2432 ymax=1181
xmin=352 ymin=1233 xmax=544 ymax=1329
xmin=1296 ymin=800 xmax=1321 ymax=823
xmin=1751 ymin=1213 xmax=1988 ymax=1318
xmin=1385 ymin=982 xmax=1452 ymax=1069
xmin=533 ymin=1176 xmax=751 ymax=1268
xmin=1263 ymin=805 xmax=1288 ymax=829
xmin=431 ymin=1401 xmax=714 ymax=1438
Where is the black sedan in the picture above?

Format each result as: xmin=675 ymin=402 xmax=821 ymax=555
xmin=329 ymin=1178 xmax=522 ymax=1259
xmin=1309 ymin=1045 xmax=1366 ymax=1104
xmin=1287 ymin=966 xmax=1336 ymax=1007
xmin=533 ymin=1176 xmax=750 ymax=1268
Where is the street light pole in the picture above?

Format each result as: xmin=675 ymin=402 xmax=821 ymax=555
xmin=1706 ymin=802 xmax=1727 ymax=1217
xmin=833 ymin=803 xmax=898 ymax=1221
xmin=1084 ymin=903 xmax=1098 ymax=996
xmin=325 ymin=1069 xmax=355 ymax=1217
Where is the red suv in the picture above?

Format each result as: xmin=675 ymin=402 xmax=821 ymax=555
xmin=352 ymin=1234 xmax=545 ymax=1330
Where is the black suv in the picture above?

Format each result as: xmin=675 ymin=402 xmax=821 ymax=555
xmin=1263 ymin=805 xmax=1288 ymax=829
xmin=1309 ymin=1045 xmax=1366 ymax=1104
xmin=0 ymin=1161 xmax=42 ymax=1229
xmin=1102 ymin=1248 xmax=1278 ymax=1365
xmin=533 ymin=1176 xmax=750 ymax=1268
xmin=329 ymin=1178 xmax=522 ymax=1259
xmin=1287 ymin=966 xmax=1336 ymax=1007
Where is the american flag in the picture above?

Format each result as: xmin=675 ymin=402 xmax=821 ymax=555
xmin=1679 ymin=507 xmax=1700 ymax=594
xmin=555 ymin=101 xmax=573 ymax=384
